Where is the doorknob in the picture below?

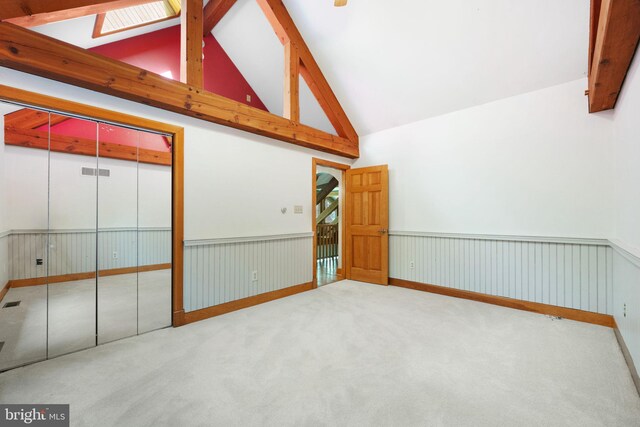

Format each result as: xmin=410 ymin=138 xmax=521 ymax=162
xmin=379 ymin=229 xmax=388 ymax=234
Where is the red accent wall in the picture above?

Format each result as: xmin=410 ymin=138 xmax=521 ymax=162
xmin=36 ymin=25 xmax=269 ymax=153
xmin=90 ymin=25 xmax=268 ymax=111
xmin=43 ymin=120 xmax=171 ymax=152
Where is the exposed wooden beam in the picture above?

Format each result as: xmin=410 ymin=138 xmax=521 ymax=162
xmin=589 ymin=0 xmax=603 ymax=76
xmin=0 ymin=22 xmax=358 ymax=158
xmin=256 ymin=0 xmax=358 ymax=144
xmin=202 ymin=0 xmax=236 ymax=35
xmin=316 ymin=177 xmax=338 ymax=205
xmin=588 ymin=0 xmax=640 ymax=112
xmin=1 ymin=0 xmax=152 ymax=27
xmin=316 ymin=198 xmax=338 ymax=224
xmin=181 ymin=0 xmax=204 ymax=87
xmin=4 ymin=126 xmax=172 ymax=166
xmin=283 ymin=42 xmax=299 ymax=121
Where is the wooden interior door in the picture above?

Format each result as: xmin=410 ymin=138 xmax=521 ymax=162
xmin=345 ymin=165 xmax=389 ymax=285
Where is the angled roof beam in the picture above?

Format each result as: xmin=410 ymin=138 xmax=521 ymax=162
xmin=588 ymin=0 xmax=640 ymax=112
xmin=256 ymin=0 xmax=358 ymax=144
xmin=1 ymin=0 xmax=153 ymax=27
xmin=316 ymin=177 xmax=338 ymax=204
xmin=203 ymin=0 xmax=236 ymax=34
xmin=0 ymin=22 xmax=358 ymax=158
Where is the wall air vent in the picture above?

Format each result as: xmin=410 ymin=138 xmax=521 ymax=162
xmin=82 ymin=168 xmax=111 ymax=177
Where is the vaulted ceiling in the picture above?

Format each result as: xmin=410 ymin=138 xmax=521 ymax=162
xmin=29 ymin=0 xmax=590 ymax=137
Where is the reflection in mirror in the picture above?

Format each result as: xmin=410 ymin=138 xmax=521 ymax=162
xmin=0 ymin=104 xmax=49 ymax=370
xmin=0 ymin=101 xmax=172 ymax=370
xmin=97 ymin=123 xmax=139 ymax=344
xmin=47 ymin=113 xmax=98 ymax=358
xmin=138 ymin=134 xmax=172 ymax=333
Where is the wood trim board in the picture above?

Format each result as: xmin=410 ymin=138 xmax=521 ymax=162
xmin=8 ymin=263 xmax=172 ymax=288
xmin=182 ymin=281 xmax=313 ymax=325
xmin=0 ymin=281 xmax=9 ymax=304
xmin=390 ymin=278 xmax=616 ymax=328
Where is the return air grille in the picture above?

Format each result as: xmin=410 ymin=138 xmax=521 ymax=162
xmin=82 ymin=167 xmax=110 ymax=177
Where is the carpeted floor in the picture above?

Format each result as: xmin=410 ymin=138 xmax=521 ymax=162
xmin=0 ymin=280 xmax=638 ymax=426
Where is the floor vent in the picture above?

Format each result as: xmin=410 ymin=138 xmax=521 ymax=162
xmin=3 ymin=301 xmax=20 ymax=308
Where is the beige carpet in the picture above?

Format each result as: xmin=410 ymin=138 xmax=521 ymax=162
xmin=0 ymin=280 xmax=638 ymax=426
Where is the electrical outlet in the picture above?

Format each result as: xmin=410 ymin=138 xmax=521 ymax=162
xmin=252 ymin=271 xmax=258 ymax=281
xmin=624 ymin=303 xmax=627 ymax=318
xmin=112 ymin=251 xmax=118 ymax=260
xmin=409 ymin=261 xmax=415 ymax=269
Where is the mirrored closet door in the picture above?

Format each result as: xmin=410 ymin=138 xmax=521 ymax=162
xmin=0 ymin=102 xmax=173 ymax=371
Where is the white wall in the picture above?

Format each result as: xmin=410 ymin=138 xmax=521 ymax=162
xmin=0 ymin=68 xmax=351 ymax=240
xmin=354 ymin=78 xmax=613 ymax=239
xmin=0 ymin=67 xmax=350 ymax=308
xmin=4 ymin=148 xmax=172 ymax=231
xmin=609 ymin=48 xmax=640 ymax=379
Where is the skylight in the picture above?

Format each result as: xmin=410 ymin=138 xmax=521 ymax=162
xmin=93 ymin=0 xmax=181 ymax=38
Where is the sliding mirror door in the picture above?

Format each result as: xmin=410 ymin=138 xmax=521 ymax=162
xmin=138 ymin=133 xmax=172 ymax=333
xmin=47 ymin=113 xmax=98 ymax=358
xmin=0 ymin=105 xmax=49 ymax=370
xmin=97 ymin=123 xmax=139 ymax=344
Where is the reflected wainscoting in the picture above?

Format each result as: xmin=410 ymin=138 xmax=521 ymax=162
xmin=6 ymin=228 xmax=171 ymax=283
xmin=183 ymin=233 xmax=313 ymax=312
xmin=389 ymin=231 xmax=614 ymax=315
xmin=0 ymin=232 xmax=9 ymax=298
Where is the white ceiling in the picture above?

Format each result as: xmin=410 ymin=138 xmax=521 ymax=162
xmin=280 ymin=0 xmax=590 ymax=136
xmin=31 ymin=0 xmax=590 ymax=137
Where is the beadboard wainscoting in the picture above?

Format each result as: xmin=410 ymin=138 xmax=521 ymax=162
xmin=0 ymin=231 xmax=8 ymax=289
xmin=610 ymin=240 xmax=640 ymax=389
xmin=8 ymin=228 xmax=171 ymax=280
xmin=390 ymin=232 xmax=613 ymax=315
xmin=183 ymin=233 xmax=313 ymax=312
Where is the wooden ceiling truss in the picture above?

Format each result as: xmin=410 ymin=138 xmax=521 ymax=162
xmin=0 ymin=0 xmax=359 ymax=158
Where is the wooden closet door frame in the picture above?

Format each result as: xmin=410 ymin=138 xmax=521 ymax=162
xmin=0 ymin=84 xmax=186 ymax=327
xmin=311 ymin=158 xmax=350 ymax=288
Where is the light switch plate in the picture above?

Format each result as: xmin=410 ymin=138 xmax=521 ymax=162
xmin=294 ymin=205 xmax=303 ymax=214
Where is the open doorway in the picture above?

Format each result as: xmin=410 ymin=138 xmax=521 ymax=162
xmin=312 ymin=159 xmax=350 ymax=287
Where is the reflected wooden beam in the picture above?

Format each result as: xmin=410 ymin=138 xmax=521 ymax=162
xmin=5 ymin=108 xmax=69 ymax=129
xmin=4 ymin=126 xmax=172 ymax=166
xmin=202 ymin=0 xmax=236 ymax=35
xmin=588 ymin=0 xmax=640 ymax=112
xmin=1 ymin=0 xmax=152 ymax=27
xmin=0 ymin=22 xmax=358 ymax=158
